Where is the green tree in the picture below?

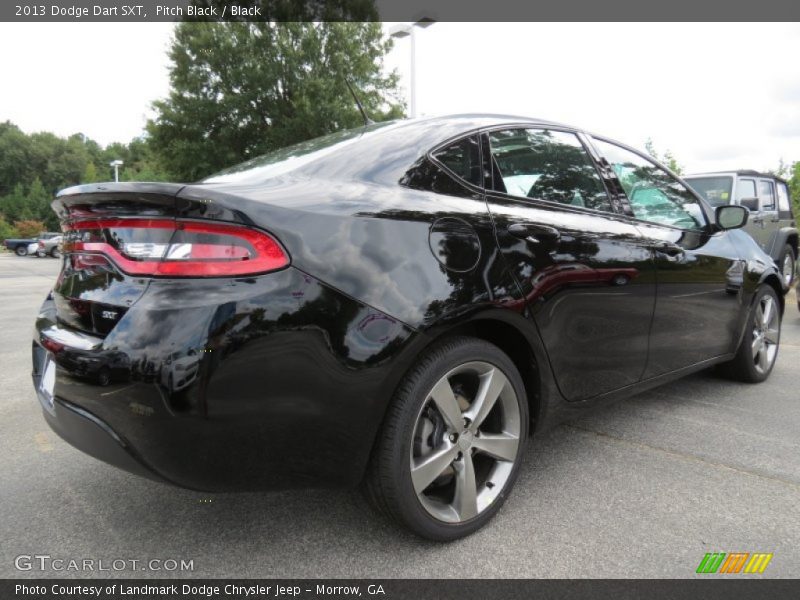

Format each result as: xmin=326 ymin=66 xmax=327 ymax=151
xmin=644 ymin=138 xmax=683 ymax=175
xmin=82 ymin=162 xmax=99 ymax=183
xmin=27 ymin=177 xmax=58 ymax=230
xmin=0 ymin=121 xmax=35 ymax=196
xmin=0 ymin=183 xmax=31 ymax=223
xmin=0 ymin=216 xmax=17 ymax=241
xmin=789 ymin=161 xmax=800 ymax=216
xmin=147 ymin=20 xmax=403 ymax=181
xmin=771 ymin=157 xmax=789 ymax=179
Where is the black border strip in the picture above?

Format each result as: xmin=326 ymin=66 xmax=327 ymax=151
xmin=3 ymin=0 xmax=800 ymax=22
xmin=4 ymin=579 xmax=800 ymax=600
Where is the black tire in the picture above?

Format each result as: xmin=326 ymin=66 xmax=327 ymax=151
xmin=50 ymin=247 xmax=61 ymax=258
xmin=364 ymin=336 xmax=529 ymax=541
xmin=15 ymin=245 xmax=27 ymax=257
xmin=719 ymin=285 xmax=781 ymax=383
xmin=97 ymin=368 xmax=111 ymax=386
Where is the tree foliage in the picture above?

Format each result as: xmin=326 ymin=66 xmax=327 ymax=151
xmin=0 ymin=121 xmax=172 ymax=233
xmin=14 ymin=219 xmax=46 ymax=238
xmin=644 ymin=138 xmax=683 ymax=175
xmin=789 ymin=161 xmax=800 ymax=217
xmin=0 ymin=216 xmax=16 ymax=241
xmin=147 ymin=21 xmax=403 ymax=181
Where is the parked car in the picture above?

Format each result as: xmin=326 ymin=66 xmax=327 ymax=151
xmin=159 ymin=349 xmax=201 ymax=393
xmin=4 ymin=237 xmax=38 ymax=256
xmin=32 ymin=116 xmax=787 ymax=541
xmin=29 ymin=235 xmax=63 ymax=258
xmin=4 ymin=232 xmax=60 ymax=256
xmin=684 ymin=171 xmax=797 ymax=286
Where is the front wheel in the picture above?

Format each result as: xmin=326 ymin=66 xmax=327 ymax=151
xmin=720 ymin=285 xmax=781 ymax=383
xmin=365 ymin=336 xmax=528 ymax=541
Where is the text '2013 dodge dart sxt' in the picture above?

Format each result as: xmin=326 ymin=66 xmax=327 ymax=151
xmin=32 ymin=115 xmax=786 ymax=540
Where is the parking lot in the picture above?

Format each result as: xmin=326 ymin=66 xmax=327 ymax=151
xmin=0 ymin=251 xmax=798 ymax=579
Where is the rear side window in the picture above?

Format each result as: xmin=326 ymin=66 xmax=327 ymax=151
xmin=777 ymin=182 xmax=791 ymax=213
xmin=759 ymin=180 xmax=776 ymax=211
xmin=736 ymin=179 xmax=757 ymax=202
xmin=487 ymin=128 xmax=612 ymax=212
xmin=432 ymin=136 xmax=482 ymax=187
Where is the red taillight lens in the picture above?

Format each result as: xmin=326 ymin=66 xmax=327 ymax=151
xmin=63 ymin=219 xmax=289 ymax=277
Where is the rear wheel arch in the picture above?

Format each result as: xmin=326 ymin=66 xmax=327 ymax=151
xmin=400 ymin=312 xmax=551 ymax=432
xmin=439 ymin=320 xmax=542 ymax=428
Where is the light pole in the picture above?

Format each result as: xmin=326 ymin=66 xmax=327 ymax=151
xmin=389 ymin=19 xmax=435 ymax=119
xmin=109 ymin=159 xmax=124 ymax=182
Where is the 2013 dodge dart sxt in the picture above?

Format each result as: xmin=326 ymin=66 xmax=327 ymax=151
xmin=32 ymin=115 xmax=786 ymax=540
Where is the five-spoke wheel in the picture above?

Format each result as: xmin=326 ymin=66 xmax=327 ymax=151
xmin=410 ymin=361 xmax=521 ymax=523
xmin=365 ymin=336 xmax=528 ymax=541
xmin=720 ymin=285 xmax=782 ymax=383
xmin=751 ymin=293 xmax=780 ymax=376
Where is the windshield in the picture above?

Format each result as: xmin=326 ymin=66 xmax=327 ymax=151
xmin=202 ymin=121 xmax=395 ymax=184
xmin=684 ymin=176 xmax=733 ymax=207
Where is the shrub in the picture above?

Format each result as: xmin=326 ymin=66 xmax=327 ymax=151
xmin=14 ymin=219 xmax=46 ymax=238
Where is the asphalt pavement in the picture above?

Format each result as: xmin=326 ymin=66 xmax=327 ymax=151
xmin=1 ymin=252 xmax=798 ymax=578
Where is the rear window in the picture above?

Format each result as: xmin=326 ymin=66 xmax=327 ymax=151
xmin=202 ymin=121 xmax=394 ymax=184
xmin=684 ymin=176 xmax=733 ymax=207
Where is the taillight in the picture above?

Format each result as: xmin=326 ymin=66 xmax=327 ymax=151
xmin=62 ymin=219 xmax=289 ymax=277
xmin=38 ymin=241 xmax=45 ymax=248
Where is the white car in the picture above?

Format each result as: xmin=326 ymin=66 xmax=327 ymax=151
xmin=28 ymin=235 xmax=63 ymax=258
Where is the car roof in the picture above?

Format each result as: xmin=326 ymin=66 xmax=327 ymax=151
xmin=685 ymin=170 xmax=787 ymax=184
xmin=202 ymin=114 xmax=583 ymax=188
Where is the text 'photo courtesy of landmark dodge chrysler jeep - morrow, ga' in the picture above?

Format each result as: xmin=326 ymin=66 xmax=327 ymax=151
xmin=32 ymin=115 xmax=788 ymax=541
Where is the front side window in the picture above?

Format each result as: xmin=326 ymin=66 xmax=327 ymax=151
xmin=592 ymin=138 xmax=706 ymax=230
xmin=487 ymin=129 xmax=612 ymax=212
xmin=432 ymin=136 xmax=482 ymax=187
xmin=736 ymin=179 xmax=757 ymax=202
xmin=759 ymin=180 xmax=776 ymax=211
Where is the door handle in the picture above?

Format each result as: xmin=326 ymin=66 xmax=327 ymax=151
xmin=507 ymin=223 xmax=561 ymax=245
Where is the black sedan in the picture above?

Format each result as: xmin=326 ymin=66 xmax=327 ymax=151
xmin=32 ymin=115 xmax=786 ymax=540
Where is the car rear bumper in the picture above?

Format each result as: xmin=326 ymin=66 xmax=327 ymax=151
xmin=35 ymin=378 xmax=166 ymax=485
xmin=31 ymin=267 xmax=417 ymax=491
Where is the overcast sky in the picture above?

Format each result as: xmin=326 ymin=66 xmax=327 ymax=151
xmin=1 ymin=22 xmax=798 ymax=174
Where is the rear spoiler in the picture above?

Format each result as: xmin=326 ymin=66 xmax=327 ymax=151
xmin=52 ymin=182 xmax=186 ymax=223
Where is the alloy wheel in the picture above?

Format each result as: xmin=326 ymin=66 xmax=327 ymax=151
xmin=782 ymin=253 xmax=794 ymax=286
xmin=409 ymin=361 xmax=521 ymax=524
xmin=752 ymin=294 xmax=779 ymax=375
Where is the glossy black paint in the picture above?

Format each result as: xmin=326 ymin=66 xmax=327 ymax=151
xmin=34 ymin=115 xmax=787 ymax=491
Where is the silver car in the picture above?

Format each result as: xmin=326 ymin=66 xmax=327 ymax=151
xmin=28 ymin=235 xmax=63 ymax=258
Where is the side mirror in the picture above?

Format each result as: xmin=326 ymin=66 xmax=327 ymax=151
xmin=739 ymin=197 xmax=759 ymax=211
xmin=716 ymin=205 xmax=748 ymax=231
